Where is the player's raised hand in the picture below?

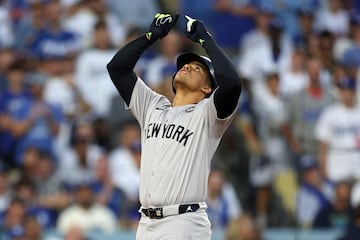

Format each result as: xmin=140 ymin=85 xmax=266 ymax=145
xmin=184 ymin=15 xmax=212 ymax=46
xmin=146 ymin=13 xmax=179 ymax=41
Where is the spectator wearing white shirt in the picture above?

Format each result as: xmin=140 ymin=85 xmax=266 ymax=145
xmin=57 ymin=181 xmax=117 ymax=234
xmin=75 ymin=20 xmax=118 ymax=117
xmin=279 ymin=48 xmax=308 ymax=98
xmin=249 ymin=72 xmax=289 ymax=228
xmin=314 ymin=0 xmax=349 ymax=37
xmin=59 ymin=120 xmax=105 ymax=188
xmin=239 ymin=17 xmax=293 ymax=96
xmin=315 ymin=77 xmax=360 ymax=182
xmin=63 ymin=0 xmax=125 ymax=49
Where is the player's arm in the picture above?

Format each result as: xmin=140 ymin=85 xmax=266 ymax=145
xmin=184 ymin=15 xmax=242 ymax=119
xmin=107 ymin=13 xmax=179 ymax=105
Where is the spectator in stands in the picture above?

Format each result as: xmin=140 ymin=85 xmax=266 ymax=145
xmin=92 ymin=155 xmax=124 ymax=220
xmin=339 ymin=209 xmax=360 ymax=239
xmin=56 ymin=181 xmax=117 ymax=234
xmin=295 ymin=155 xmax=334 ymax=228
xmin=314 ymin=0 xmax=349 ymax=37
xmin=13 ymin=1 xmax=44 ymax=54
xmin=2 ymin=198 xmax=27 ymax=238
xmin=206 ymin=168 xmax=242 ymax=231
xmin=293 ymin=7 xmax=316 ymax=48
xmin=317 ymin=30 xmax=336 ymax=75
xmin=0 ymin=60 xmax=31 ymax=168
xmin=283 ymin=57 xmax=334 ymax=158
xmin=279 ymin=48 xmax=307 ymax=98
xmin=14 ymin=72 xmax=63 ymax=167
xmin=30 ymin=0 xmax=80 ymax=60
xmin=212 ymin=0 xmax=257 ymax=54
xmin=105 ymin=0 xmax=159 ymax=30
xmin=33 ymin=150 xmax=71 ymax=212
xmin=22 ymin=214 xmax=43 ymax=240
xmin=256 ymin=0 xmax=316 ymax=41
xmin=19 ymin=146 xmax=42 ymax=180
xmin=337 ymin=13 xmax=360 ymax=63
xmin=239 ymin=15 xmax=293 ymax=94
xmin=43 ymin=52 xmax=90 ymax=122
xmin=315 ymin=77 xmax=360 ymax=182
xmin=313 ymin=180 xmax=353 ymax=229
xmin=75 ymin=19 xmax=118 ymax=118
xmin=59 ymin=119 xmax=105 ymax=187
xmin=92 ymin=117 xmax=112 ymax=151
xmin=14 ymin=178 xmax=57 ymax=230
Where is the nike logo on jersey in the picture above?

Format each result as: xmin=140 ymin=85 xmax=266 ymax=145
xmin=145 ymin=122 xmax=194 ymax=146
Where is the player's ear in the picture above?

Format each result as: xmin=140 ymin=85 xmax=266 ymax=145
xmin=201 ymin=86 xmax=212 ymax=95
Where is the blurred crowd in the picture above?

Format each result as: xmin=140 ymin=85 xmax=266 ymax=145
xmin=1 ymin=0 xmax=360 ymax=240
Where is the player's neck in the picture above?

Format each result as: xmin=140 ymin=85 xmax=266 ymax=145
xmin=172 ymin=92 xmax=204 ymax=107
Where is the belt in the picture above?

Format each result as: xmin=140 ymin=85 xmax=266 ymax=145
xmin=141 ymin=202 xmax=206 ymax=219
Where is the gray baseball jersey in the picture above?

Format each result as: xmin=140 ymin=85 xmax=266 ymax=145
xmin=128 ymin=78 xmax=237 ymax=207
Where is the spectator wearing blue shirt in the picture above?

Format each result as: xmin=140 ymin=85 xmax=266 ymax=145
xmin=206 ymin=168 xmax=242 ymax=231
xmin=13 ymin=1 xmax=44 ymax=54
xmin=92 ymin=155 xmax=125 ymax=220
xmin=14 ymin=178 xmax=58 ymax=230
xmin=15 ymin=72 xmax=63 ymax=166
xmin=0 ymin=198 xmax=26 ymax=240
xmin=295 ymin=155 xmax=334 ymax=228
xmin=0 ymin=60 xmax=31 ymax=168
xmin=29 ymin=0 xmax=79 ymax=60
xmin=212 ymin=0 xmax=257 ymax=54
xmin=313 ymin=181 xmax=353 ymax=229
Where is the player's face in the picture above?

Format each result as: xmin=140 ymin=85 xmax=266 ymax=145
xmin=173 ymin=61 xmax=211 ymax=94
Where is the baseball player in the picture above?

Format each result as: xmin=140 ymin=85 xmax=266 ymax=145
xmin=107 ymin=13 xmax=241 ymax=240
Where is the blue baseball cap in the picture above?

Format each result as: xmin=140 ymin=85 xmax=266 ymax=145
xmin=337 ymin=77 xmax=356 ymax=90
xmin=298 ymin=155 xmax=318 ymax=171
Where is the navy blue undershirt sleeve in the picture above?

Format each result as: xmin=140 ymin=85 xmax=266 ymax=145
xmin=106 ymin=34 xmax=155 ymax=105
xmin=202 ymin=38 xmax=242 ymax=119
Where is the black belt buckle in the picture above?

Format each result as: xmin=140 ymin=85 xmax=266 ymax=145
xmin=178 ymin=203 xmax=200 ymax=214
xmin=142 ymin=207 xmax=163 ymax=219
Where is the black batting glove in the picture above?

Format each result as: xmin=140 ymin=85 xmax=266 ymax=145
xmin=146 ymin=13 xmax=179 ymax=41
xmin=184 ymin=15 xmax=212 ymax=46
